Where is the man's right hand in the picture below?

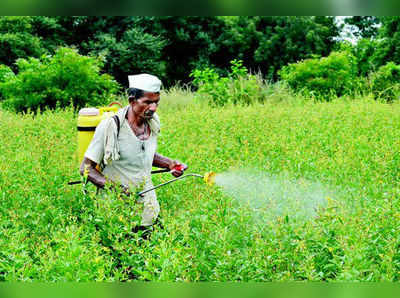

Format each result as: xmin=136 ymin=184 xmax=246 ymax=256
xmin=169 ymin=161 xmax=188 ymax=177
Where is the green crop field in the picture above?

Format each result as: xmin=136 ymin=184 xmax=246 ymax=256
xmin=1 ymin=90 xmax=400 ymax=281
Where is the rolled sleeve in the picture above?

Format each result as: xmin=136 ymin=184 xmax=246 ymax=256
xmin=84 ymin=119 xmax=107 ymax=164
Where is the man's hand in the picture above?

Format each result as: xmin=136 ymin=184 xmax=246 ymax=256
xmin=153 ymin=153 xmax=188 ymax=177
xmin=80 ymin=157 xmax=106 ymax=189
xmin=168 ymin=160 xmax=188 ymax=177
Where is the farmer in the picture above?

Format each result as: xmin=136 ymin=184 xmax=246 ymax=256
xmin=80 ymin=73 xmax=187 ymax=237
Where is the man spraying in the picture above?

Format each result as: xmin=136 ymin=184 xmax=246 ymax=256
xmin=80 ymin=73 xmax=187 ymax=237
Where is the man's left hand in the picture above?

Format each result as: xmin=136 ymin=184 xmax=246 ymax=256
xmin=169 ymin=160 xmax=188 ymax=177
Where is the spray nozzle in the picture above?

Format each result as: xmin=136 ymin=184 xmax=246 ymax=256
xmin=204 ymin=172 xmax=216 ymax=186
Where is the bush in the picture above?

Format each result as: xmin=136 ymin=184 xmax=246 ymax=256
xmin=0 ymin=65 xmax=14 ymax=84
xmin=190 ymin=60 xmax=266 ymax=106
xmin=370 ymin=62 xmax=400 ymax=101
xmin=0 ymin=47 xmax=120 ymax=112
xmin=0 ymin=65 xmax=14 ymax=100
xmin=279 ymin=51 xmax=359 ymax=100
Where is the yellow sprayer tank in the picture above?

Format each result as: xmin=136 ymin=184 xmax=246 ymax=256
xmin=77 ymin=105 xmax=119 ymax=164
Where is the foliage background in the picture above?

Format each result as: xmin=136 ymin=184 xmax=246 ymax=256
xmin=2 ymin=16 xmax=400 ymax=281
xmin=0 ymin=16 xmax=340 ymax=87
xmin=2 ymin=16 xmax=400 ymax=106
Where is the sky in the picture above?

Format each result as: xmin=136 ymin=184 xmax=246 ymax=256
xmin=335 ymin=16 xmax=358 ymax=44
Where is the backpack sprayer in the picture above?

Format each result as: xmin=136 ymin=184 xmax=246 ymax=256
xmin=70 ymin=103 xmax=216 ymax=196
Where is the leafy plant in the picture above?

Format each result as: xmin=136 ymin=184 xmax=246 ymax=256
xmin=279 ymin=51 xmax=359 ymax=100
xmin=190 ymin=59 xmax=265 ymax=106
xmin=370 ymin=62 xmax=400 ymax=101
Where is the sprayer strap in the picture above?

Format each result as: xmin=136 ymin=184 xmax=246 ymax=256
xmin=112 ymin=115 xmax=120 ymax=137
xmin=77 ymin=126 xmax=97 ymax=131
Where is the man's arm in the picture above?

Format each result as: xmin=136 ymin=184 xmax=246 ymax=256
xmin=80 ymin=157 xmax=106 ymax=188
xmin=152 ymin=153 xmax=174 ymax=169
xmin=153 ymin=153 xmax=188 ymax=177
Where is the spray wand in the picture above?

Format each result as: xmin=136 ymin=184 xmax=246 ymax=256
xmin=69 ymin=164 xmax=216 ymax=196
xmin=137 ymin=165 xmax=216 ymax=197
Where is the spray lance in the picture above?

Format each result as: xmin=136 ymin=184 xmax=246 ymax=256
xmin=136 ymin=165 xmax=216 ymax=197
xmin=69 ymin=164 xmax=216 ymax=197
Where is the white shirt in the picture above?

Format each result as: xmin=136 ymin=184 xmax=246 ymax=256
xmin=84 ymin=116 xmax=158 ymax=189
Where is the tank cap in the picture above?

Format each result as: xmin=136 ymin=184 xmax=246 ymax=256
xmin=79 ymin=107 xmax=99 ymax=116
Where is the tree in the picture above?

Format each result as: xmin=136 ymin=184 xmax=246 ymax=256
xmin=372 ymin=17 xmax=400 ymax=68
xmin=344 ymin=16 xmax=380 ymax=39
xmin=0 ymin=16 xmax=343 ymax=88
xmin=0 ymin=17 xmax=45 ymax=69
xmin=217 ymin=16 xmax=340 ymax=81
xmin=130 ymin=16 xmax=227 ymax=86
xmin=84 ymin=28 xmax=167 ymax=85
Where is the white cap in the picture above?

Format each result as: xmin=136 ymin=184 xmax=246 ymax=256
xmin=128 ymin=74 xmax=162 ymax=92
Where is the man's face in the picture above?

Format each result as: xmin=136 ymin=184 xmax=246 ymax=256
xmin=131 ymin=92 xmax=160 ymax=120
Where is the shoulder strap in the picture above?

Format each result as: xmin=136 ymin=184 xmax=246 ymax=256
xmin=112 ymin=115 xmax=120 ymax=137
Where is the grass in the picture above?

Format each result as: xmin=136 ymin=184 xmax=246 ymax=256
xmin=1 ymin=90 xmax=400 ymax=281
